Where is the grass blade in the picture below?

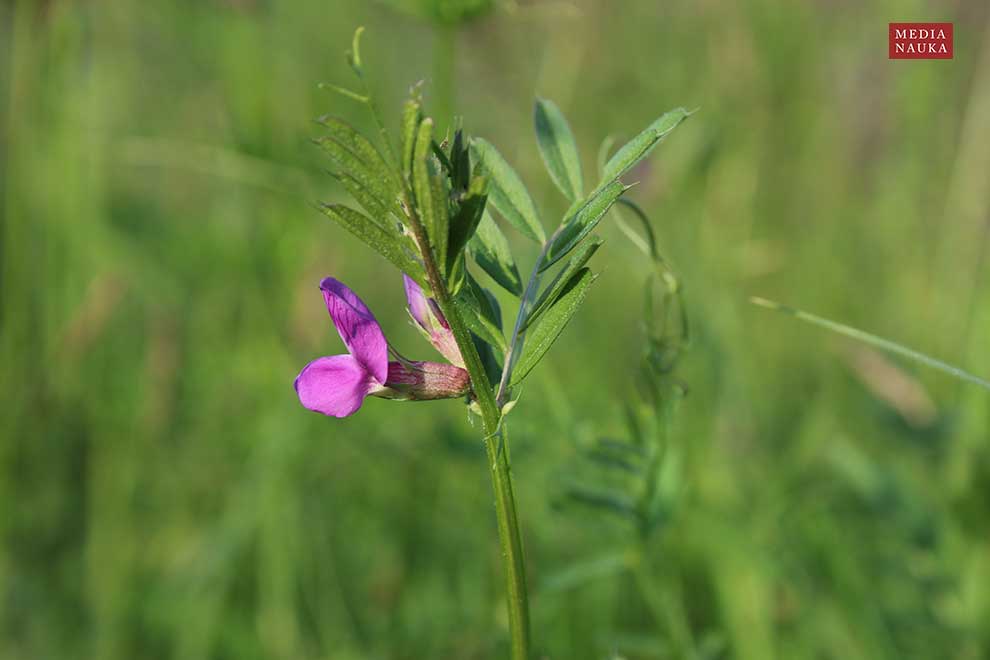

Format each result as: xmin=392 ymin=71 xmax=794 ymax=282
xmin=751 ymin=297 xmax=990 ymax=391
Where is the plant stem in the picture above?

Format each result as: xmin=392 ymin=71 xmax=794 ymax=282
xmin=402 ymin=191 xmax=531 ymax=658
xmin=481 ymin=423 xmax=530 ymax=660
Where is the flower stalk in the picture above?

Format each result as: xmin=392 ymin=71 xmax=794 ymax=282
xmin=400 ymin=171 xmax=532 ymax=659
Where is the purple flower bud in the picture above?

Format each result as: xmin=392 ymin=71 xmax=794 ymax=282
xmin=403 ymin=274 xmax=465 ymax=368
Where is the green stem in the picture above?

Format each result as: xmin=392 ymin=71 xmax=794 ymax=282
xmin=403 ymin=192 xmax=531 ymax=658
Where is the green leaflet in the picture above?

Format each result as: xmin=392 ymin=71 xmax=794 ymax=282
xmin=599 ymin=107 xmax=691 ymax=185
xmin=401 ymin=96 xmax=422 ymax=180
xmin=534 ymin=98 xmax=583 ymax=201
xmin=455 ymin=278 xmax=507 ymax=353
xmin=469 ymin=274 xmax=503 ymax=331
xmin=522 ymin=236 xmax=603 ymax=331
xmin=316 ymin=135 xmax=401 ymax=219
xmin=315 ymin=127 xmax=401 ymax=220
xmin=446 ymin=175 xmax=488 ymax=276
xmin=510 ymin=267 xmax=596 ymax=387
xmin=412 ymin=118 xmax=449 ymax=267
xmin=330 ymin=171 xmax=393 ymax=226
xmin=470 ymin=138 xmax=546 ymax=243
xmin=318 ymin=116 xmax=400 ymax=189
xmin=542 ymin=179 xmax=626 ymax=271
xmin=320 ymin=204 xmax=420 ymax=279
xmin=474 ymin=332 xmax=503 ymax=387
xmin=449 ymin=129 xmax=471 ymax=193
xmin=447 ymin=252 xmax=467 ymax=296
xmin=468 ymin=212 xmax=523 ymax=296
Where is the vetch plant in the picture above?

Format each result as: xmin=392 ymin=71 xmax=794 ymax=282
xmin=296 ymin=28 xmax=690 ymax=658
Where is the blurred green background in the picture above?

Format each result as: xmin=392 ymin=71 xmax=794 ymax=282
xmin=2 ymin=0 xmax=990 ymax=658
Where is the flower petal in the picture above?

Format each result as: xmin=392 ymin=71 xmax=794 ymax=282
xmin=294 ymin=354 xmax=378 ymax=417
xmin=403 ymin=273 xmax=431 ymax=330
xmin=320 ymin=277 xmax=388 ymax=383
xmin=402 ymin=275 xmax=464 ymax=368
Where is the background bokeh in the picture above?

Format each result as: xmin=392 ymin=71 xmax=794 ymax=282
xmin=2 ymin=0 xmax=990 ymax=658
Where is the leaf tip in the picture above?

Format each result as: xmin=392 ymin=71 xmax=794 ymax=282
xmin=750 ymin=296 xmax=781 ymax=311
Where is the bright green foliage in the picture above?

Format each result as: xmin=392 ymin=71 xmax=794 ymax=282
xmin=401 ymin=95 xmax=423 ymax=178
xmin=330 ymin=170 xmax=393 ymax=223
xmin=318 ymin=116 xmax=401 ymax=194
xmin=542 ymin=179 xmax=628 ymax=270
xmin=534 ymin=98 xmax=584 ymax=201
xmin=412 ymin=118 xmax=449 ymax=267
xmin=320 ymin=203 xmax=420 ymax=278
xmin=470 ymin=138 xmax=546 ymax=243
xmin=511 ymin=268 xmax=596 ymax=387
xmin=445 ymin=136 xmax=488 ymax=278
xmin=523 ymin=236 xmax=603 ymax=331
xmin=600 ymin=107 xmax=692 ymax=184
xmin=455 ymin=281 xmax=508 ymax=353
xmin=314 ymin=131 xmax=401 ymax=217
xmin=469 ymin=212 xmax=523 ymax=296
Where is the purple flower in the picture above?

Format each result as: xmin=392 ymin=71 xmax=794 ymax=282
xmin=295 ymin=277 xmax=470 ymax=418
xmin=403 ymin=274 xmax=464 ymax=368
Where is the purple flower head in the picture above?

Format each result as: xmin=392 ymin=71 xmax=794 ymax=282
xmin=295 ymin=277 xmax=470 ymax=418
xmin=403 ymin=274 xmax=464 ymax=368
xmin=294 ymin=277 xmax=390 ymax=417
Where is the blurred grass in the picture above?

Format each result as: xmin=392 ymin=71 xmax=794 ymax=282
xmin=2 ymin=0 xmax=990 ymax=658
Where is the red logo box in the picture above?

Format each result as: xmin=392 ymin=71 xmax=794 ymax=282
xmin=889 ymin=23 xmax=953 ymax=59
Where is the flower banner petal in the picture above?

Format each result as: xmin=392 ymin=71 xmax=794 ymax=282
xmin=320 ymin=277 xmax=388 ymax=383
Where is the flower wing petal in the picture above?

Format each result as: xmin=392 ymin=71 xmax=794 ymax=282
xmin=294 ymin=354 xmax=376 ymax=417
xmin=320 ymin=277 xmax=388 ymax=383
